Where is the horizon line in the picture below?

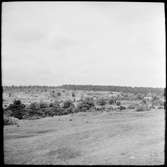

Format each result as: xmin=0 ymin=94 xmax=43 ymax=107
xmin=2 ymin=84 xmax=165 ymax=89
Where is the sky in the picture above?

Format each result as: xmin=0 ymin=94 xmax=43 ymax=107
xmin=2 ymin=2 xmax=165 ymax=88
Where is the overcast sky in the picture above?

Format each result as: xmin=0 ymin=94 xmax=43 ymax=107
xmin=2 ymin=2 xmax=165 ymax=87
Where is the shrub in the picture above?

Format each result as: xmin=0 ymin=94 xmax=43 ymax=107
xmin=72 ymin=92 xmax=75 ymax=97
xmin=158 ymin=100 xmax=165 ymax=106
xmin=120 ymin=105 xmax=126 ymax=110
xmin=29 ymin=102 xmax=40 ymax=110
xmin=39 ymin=101 xmax=48 ymax=108
xmin=57 ymin=92 xmax=61 ymax=96
xmin=3 ymin=109 xmax=13 ymax=117
xmin=41 ymin=107 xmax=58 ymax=117
xmin=116 ymin=101 xmax=121 ymax=106
xmin=152 ymin=95 xmax=159 ymax=102
xmin=97 ymin=98 xmax=106 ymax=106
xmin=62 ymin=100 xmax=74 ymax=109
xmin=108 ymin=98 xmax=115 ymax=105
xmin=49 ymin=100 xmax=60 ymax=107
xmin=95 ymin=106 xmax=105 ymax=111
xmin=128 ymin=104 xmax=136 ymax=109
xmin=76 ymin=98 xmax=94 ymax=112
xmin=6 ymin=100 xmax=25 ymax=119
xmin=49 ymin=103 xmax=54 ymax=107
xmin=135 ymin=105 xmax=150 ymax=112
xmin=158 ymin=106 xmax=164 ymax=109
xmin=48 ymin=101 xmax=62 ymax=116
xmin=142 ymin=99 xmax=147 ymax=104
xmin=137 ymin=94 xmax=144 ymax=100
xmin=25 ymin=102 xmax=44 ymax=118
xmin=61 ymin=106 xmax=74 ymax=115
xmin=4 ymin=115 xmax=19 ymax=126
xmin=4 ymin=104 xmax=8 ymax=108
xmin=61 ymin=100 xmax=75 ymax=114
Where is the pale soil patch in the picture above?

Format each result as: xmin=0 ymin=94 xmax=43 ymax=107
xmin=4 ymin=109 xmax=164 ymax=165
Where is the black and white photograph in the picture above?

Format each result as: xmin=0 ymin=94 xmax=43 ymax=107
xmin=2 ymin=2 xmax=165 ymax=165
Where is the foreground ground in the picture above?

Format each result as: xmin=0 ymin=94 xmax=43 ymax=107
xmin=4 ymin=109 xmax=164 ymax=165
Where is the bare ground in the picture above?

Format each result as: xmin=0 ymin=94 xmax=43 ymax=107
xmin=4 ymin=109 xmax=165 ymax=165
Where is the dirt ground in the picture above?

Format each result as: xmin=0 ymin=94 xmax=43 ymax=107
xmin=4 ymin=109 xmax=165 ymax=165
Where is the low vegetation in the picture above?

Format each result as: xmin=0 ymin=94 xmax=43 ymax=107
xmin=97 ymin=98 xmax=106 ymax=106
xmin=4 ymin=115 xmax=19 ymax=126
xmin=3 ymin=85 xmax=165 ymax=124
xmin=135 ymin=105 xmax=151 ymax=112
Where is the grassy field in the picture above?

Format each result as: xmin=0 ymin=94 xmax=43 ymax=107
xmin=4 ymin=109 xmax=164 ymax=165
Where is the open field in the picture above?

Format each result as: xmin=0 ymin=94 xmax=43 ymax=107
xmin=4 ymin=109 xmax=164 ymax=165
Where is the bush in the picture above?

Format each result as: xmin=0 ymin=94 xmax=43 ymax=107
xmin=120 ymin=105 xmax=126 ymax=110
xmin=137 ymin=94 xmax=144 ymax=100
xmin=142 ymin=99 xmax=147 ymax=104
xmin=4 ymin=115 xmax=19 ymax=126
xmin=128 ymin=104 xmax=136 ymax=109
xmin=39 ymin=102 xmax=48 ymax=108
xmin=97 ymin=98 xmax=106 ymax=106
xmin=29 ymin=102 xmax=40 ymax=110
xmin=62 ymin=100 xmax=73 ymax=109
xmin=3 ymin=109 xmax=13 ymax=117
xmin=158 ymin=100 xmax=165 ymax=106
xmin=57 ymin=92 xmax=61 ymax=96
xmin=158 ymin=106 xmax=164 ymax=109
xmin=72 ymin=92 xmax=75 ymax=97
xmin=61 ymin=100 xmax=75 ymax=114
xmin=24 ymin=100 xmax=64 ymax=119
xmin=6 ymin=100 xmax=25 ymax=119
xmin=116 ymin=101 xmax=121 ymax=106
xmin=49 ymin=100 xmax=60 ymax=107
xmin=108 ymin=99 xmax=115 ymax=105
xmin=48 ymin=101 xmax=62 ymax=116
xmin=25 ymin=102 xmax=43 ymax=118
xmin=41 ymin=107 xmax=58 ymax=117
xmin=135 ymin=105 xmax=150 ymax=112
xmin=3 ymin=104 xmax=8 ymax=109
xmin=24 ymin=108 xmax=41 ymax=118
xmin=76 ymin=98 xmax=95 ymax=112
